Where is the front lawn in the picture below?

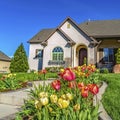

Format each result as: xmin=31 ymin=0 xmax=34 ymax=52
xmin=100 ymin=74 xmax=120 ymax=120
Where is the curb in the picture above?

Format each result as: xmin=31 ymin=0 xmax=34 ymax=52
xmin=94 ymin=82 xmax=112 ymax=120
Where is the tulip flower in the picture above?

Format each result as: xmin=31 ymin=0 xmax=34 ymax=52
xmin=78 ymin=82 xmax=84 ymax=90
xmin=58 ymin=98 xmax=69 ymax=109
xmin=39 ymin=69 xmax=47 ymax=74
xmin=51 ymin=80 xmax=61 ymax=90
xmin=62 ymin=68 xmax=76 ymax=81
xmin=50 ymin=94 xmax=58 ymax=103
xmin=68 ymin=81 xmax=77 ymax=88
xmin=89 ymin=84 xmax=99 ymax=95
xmin=66 ymin=93 xmax=73 ymax=101
xmin=73 ymin=104 xmax=80 ymax=111
xmin=81 ymin=86 xmax=89 ymax=98
xmin=40 ymin=97 xmax=49 ymax=106
xmin=39 ymin=92 xmax=48 ymax=98
xmin=35 ymin=100 xmax=42 ymax=109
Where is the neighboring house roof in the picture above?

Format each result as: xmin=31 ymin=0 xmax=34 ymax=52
xmin=0 ymin=51 xmax=11 ymax=61
xmin=28 ymin=18 xmax=120 ymax=43
xmin=78 ymin=20 xmax=120 ymax=38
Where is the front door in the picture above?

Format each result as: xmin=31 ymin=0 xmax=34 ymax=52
xmin=79 ymin=48 xmax=87 ymax=66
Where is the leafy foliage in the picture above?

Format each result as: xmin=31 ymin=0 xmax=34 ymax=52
xmin=115 ymin=48 xmax=120 ymax=64
xmin=0 ymin=74 xmax=22 ymax=91
xmin=10 ymin=43 xmax=29 ymax=72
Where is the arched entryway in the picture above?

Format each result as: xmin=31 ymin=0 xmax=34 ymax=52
xmin=79 ymin=48 xmax=87 ymax=66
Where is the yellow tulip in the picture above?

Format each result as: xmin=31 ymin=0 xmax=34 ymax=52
xmin=58 ymin=98 xmax=69 ymax=109
xmin=50 ymin=94 xmax=58 ymax=103
xmin=66 ymin=93 xmax=73 ymax=101
xmin=73 ymin=104 xmax=80 ymax=111
xmin=35 ymin=100 xmax=42 ymax=109
xmin=60 ymin=69 xmax=64 ymax=72
xmin=40 ymin=97 xmax=49 ymax=106
xmin=61 ymin=94 xmax=66 ymax=99
xmin=39 ymin=92 xmax=48 ymax=98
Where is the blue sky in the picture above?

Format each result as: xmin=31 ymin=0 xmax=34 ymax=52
xmin=0 ymin=0 xmax=120 ymax=57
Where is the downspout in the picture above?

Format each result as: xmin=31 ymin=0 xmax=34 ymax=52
xmin=71 ymin=46 xmax=73 ymax=67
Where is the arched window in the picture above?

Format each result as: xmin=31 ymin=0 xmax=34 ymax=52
xmin=52 ymin=47 xmax=63 ymax=61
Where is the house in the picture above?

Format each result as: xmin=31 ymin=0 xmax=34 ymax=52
xmin=0 ymin=51 xmax=11 ymax=73
xmin=28 ymin=17 xmax=120 ymax=71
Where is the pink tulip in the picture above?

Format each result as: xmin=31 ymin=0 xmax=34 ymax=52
xmin=51 ymin=80 xmax=61 ymax=90
xmin=62 ymin=68 xmax=76 ymax=81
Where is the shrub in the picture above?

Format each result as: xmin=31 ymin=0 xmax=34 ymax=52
xmin=45 ymin=67 xmax=64 ymax=73
xmin=10 ymin=43 xmax=29 ymax=73
xmin=100 ymin=68 xmax=109 ymax=74
xmin=115 ymin=48 xmax=120 ymax=64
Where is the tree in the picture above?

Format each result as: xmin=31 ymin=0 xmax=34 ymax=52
xmin=115 ymin=48 xmax=120 ymax=64
xmin=10 ymin=43 xmax=29 ymax=72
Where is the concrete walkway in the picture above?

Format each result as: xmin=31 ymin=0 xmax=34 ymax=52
xmin=0 ymin=104 xmax=20 ymax=120
xmin=0 ymin=80 xmax=52 ymax=120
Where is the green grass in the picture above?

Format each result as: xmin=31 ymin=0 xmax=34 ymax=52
xmin=100 ymin=74 xmax=120 ymax=120
xmin=0 ymin=72 xmax=58 ymax=82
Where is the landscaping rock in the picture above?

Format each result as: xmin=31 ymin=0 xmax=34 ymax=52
xmin=113 ymin=64 xmax=120 ymax=73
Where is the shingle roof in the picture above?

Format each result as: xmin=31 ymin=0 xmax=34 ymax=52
xmin=78 ymin=20 xmax=120 ymax=38
xmin=28 ymin=18 xmax=120 ymax=43
xmin=28 ymin=28 xmax=55 ymax=43
xmin=0 ymin=51 xmax=11 ymax=61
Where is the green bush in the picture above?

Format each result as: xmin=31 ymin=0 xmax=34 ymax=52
xmin=45 ymin=67 xmax=64 ymax=73
xmin=100 ymin=68 xmax=109 ymax=73
xmin=10 ymin=43 xmax=29 ymax=73
xmin=115 ymin=48 xmax=120 ymax=64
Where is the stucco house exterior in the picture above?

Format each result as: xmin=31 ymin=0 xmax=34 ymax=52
xmin=28 ymin=17 xmax=120 ymax=71
xmin=0 ymin=51 xmax=11 ymax=73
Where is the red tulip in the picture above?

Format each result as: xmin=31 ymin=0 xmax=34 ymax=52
xmin=68 ymin=81 xmax=77 ymax=88
xmin=81 ymin=86 xmax=89 ymax=98
xmin=78 ymin=82 xmax=84 ymax=90
xmin=51 ymin=80 xmax=61 ymax=90
xmin=41 ymin=69 xmax=47 ymax=74
xmin=88 ymin=84 xmax=99 ymax=95
xmin=62 ymin=68 xmax=76 ymax=81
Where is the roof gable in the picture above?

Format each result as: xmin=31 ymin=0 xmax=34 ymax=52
xmin=0 ymin=51 xmax=11 ymax=61
xmin=28 ymin=17 xmax=90 ymax=44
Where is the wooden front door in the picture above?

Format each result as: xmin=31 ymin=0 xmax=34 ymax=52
xmin=79 ymin=48 xmax=87 ymax=66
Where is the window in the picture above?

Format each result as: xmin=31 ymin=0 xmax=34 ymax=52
xmin=52 ymin=47 xmax=63 ymax=61
xmin=103 ymin=48 xmax=114 ymax=63
xmin=35 ymin=49 xmax=43 ymax=58
xmin=67 ymin=23 xmax=71 ymax=28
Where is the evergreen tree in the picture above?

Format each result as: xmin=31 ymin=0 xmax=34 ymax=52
xmin=10 ymin=43 xmax=29 ymax=72
xmin=115 ymin=48 xmax=120 ymax=64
